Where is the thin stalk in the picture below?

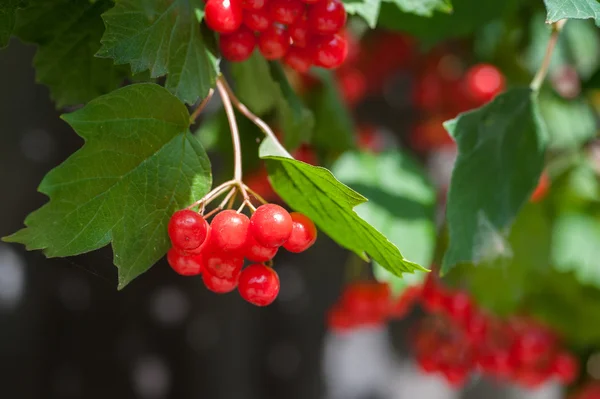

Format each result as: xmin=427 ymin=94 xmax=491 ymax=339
xmin=530 ymin=19 xmax=567 ymax=92
xmin=216 ymin=79 xmax=243 ymax=181
xmin=189 ymin=89 xmax=215 ymax=124
xmin=186 ymin=179 xmax=235 ymax=210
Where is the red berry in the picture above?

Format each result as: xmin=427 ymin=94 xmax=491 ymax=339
xmin=327 ymin=306 xmax=355 ymax=331
xmin=443 ymin=366 xmax=469 ymax=388
xmin=210 ymin=210 xmax=250 ymax=252
xmin=166 ymin=248 xmax=203 ymax=276
xmin=219 ymin=27 xmax=256 ymax=62
xmin=238 ymin=264 xmax=280 ymax=306
xmin=443 ymin=291 xmax=473 ymax=325
xmin=464 ymin=310 xmax=489 ymax=344
xmin=531 ymin=172 xmax=550 ymax=203
xmin=168 ymin=209 xmax=209 ymax=250
xmin=241 ymin=0 xmax=266 ymax=10
xmin=202 ymin=251 xmax=244 ymax=279
xmin=289 ymin=16 xmax=310 ymax=47
xmin=301 ymin=0 xmax=320 ymax=4
xmin=283 ymin=46 xmax=313 ymax=73
xmin=307 ymin=0 xmax=346 ymax=34
xmin=282 ymin=212 xmax=317 ymax=252
xmin=244 ymin=232 xmax=278 ymax=262
xmin=204 ymin=0 xmax=244 ymax=33
xmin=464 ymin=63 xmax=505 ymax=104
xmin=269 ymin=0 xmax=305 ymax=24
xmin=258 ymin=24 xmax=291 ymax=60
xmin=249 ymin=204 xmax=293 ymax=247
xmin=338 ymin=67 xmax=367 ymax=107
xmin=552 ymin=352 xmax=578 ymax=384
xmin=312 ymin=34 xmax=347 ymax=69
xmin=421 ymin=275 xmax=447 ymax=313
xmin=243 ymin=8 xmax=271 ymax=31
xmin=511 ymin=328 xmax=555 ymax=367
xmin=202 ymin=270 xmax=239 ymax=293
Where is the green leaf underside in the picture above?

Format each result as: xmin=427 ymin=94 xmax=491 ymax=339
xmin=4 ymin=84 xmax=212 ymax=289
xmin=343 ymin=0 xmax=381 ymax=28
xmin=442 ymin=88 xmax=547 ymax=274
xmin=544 ymin=0 xmax=600 ymax=25
xmin=97 ymin=0 xmax=219 ymax=104
xmin=14 ymin=0 xmax=128 ymax=107
xmin=260 ymin=137 xmax=426 ymax=276
xmin=332 ymin=150 xmax=435 ymax=291
xmin=384 ymin=0 xmax=452 ymax=17
xmin=552 ymin=212 xmax=600 ymax=289
xmin=0 ymin=0 xmax=21 ymax=48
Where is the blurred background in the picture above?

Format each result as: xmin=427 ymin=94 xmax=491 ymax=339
xmin=2 ymin=2 xmax=600 ymax=398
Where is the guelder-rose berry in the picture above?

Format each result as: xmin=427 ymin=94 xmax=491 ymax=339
xmin=283 ymin=46 xmax=313 ymax=73
xmin=244 ymin=233 xmax=278 ymax=262
xmin=210 ymin=210 xmax=250 ymax=252
xmin=283 ymin=212 xmax=317 ymax=252
xmin=167 ymin=248 xmax=203 ymax=276
xmin=238 ymin=264 xmax=280 ymax=306
xmin=168 ymin=209 xmax=209 ymax=250
xmin=241 ymin=0 xmax=266 ymax=10
xmin=552 ymin=352 xmax=579 ymax=384
xmin=289 ymin=16 xmax=310 ymax=47
xmin=312 ymin=34 xmax=347 ymax=69
xmin=464 ymin=63 xmax=505 ymax=104
xmin=202 ymin=251 xmax=244 ymax=279
xmin=205 ymin=0 xmax=244 ymax=33
xmin=269 ymin=0 xmax=305 ymax=25
xmin=219 ymin=27 xmax=256 ymax=62
xmin=258 ymin=24 xmax=291 ymax=60
xmin=243 ymin=9 xmax=271 ymax=31
xmin=203 ymin=270 xmax=240 ymax=293
xmin=307 ymin=0 xmax=346 ymax=35
xmin=249 ymin=203 xmax=293 ymax=247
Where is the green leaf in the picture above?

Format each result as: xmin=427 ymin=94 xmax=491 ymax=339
xmin=14 ymin=0 xmax=128 ymax=107
xmin=331 ymin=150 xmax=436 ymax=292
xmin=544 ymin=0 xmax=600 ymax=25
xmin=4 ymin=84 xmax=212 ymax=289
xmin=0 ymin=0 xmax=22 ymax=48
xmin=260 ymin=137 xmax=426 ymax=277
xmin=310 ymin=70 xmax=355 ymax=153
xmin=538 ymin=91 xmax=596 ymax=150
xmin=378 ymin=0 xmax=515 ymax=42
xmin=230 ymin=52 xmax=279 ymax=115
xmin=97 ymin=0 xmax=219 ymax=104
xmin=552 ymin=212 xmax=600 ymax=289
xmin=384 ymin=0 xmax=452 ymax=17
xmin=442 ymin=88 xmax=548 ymax=273
xmin=343 ymin=0 xmax=381 ymax=28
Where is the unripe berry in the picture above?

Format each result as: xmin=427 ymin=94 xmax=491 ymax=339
xmin=168 ymin=209 xmax=209 ymax=250
xmin=282 ymin=212 xmax=317 ymax=252
xmin=249 ymin=203 xmax=293 ymax=247
xmin=238 ymin=264 xmax=280 ymax=306
xmin=166 ymin=248 xmax=203 ymax=276
xmin=210 ymin=210 xmax=250 ymax=252
xmin=205 ymin=0 xmax=244 ymax=33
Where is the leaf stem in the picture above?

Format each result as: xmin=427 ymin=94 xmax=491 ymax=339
xmin=189 ymin=88 xmax=214 ymax=124
xmin=530 ymin=19 xmax=567 ymax=92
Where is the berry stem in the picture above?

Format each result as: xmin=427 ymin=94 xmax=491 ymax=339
xmin=218 ymin=77 xmax=292 ymax=158
xmin=189 ymin=88 xmax=215 ymax=124
xmin=216 ymin=78 xmax=243 ymax=181
xmin=186 ymin=179 xmax=236 ymax=210
xmin=243 ymin=183 xmax=269 ymax=205
xmin=530 ymin=19 xmax=567 ymax=92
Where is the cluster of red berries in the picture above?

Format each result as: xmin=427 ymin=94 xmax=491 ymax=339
xmin=166 ymin=203 xmax=317 ymax=306
xmin=572 ymin=382 xmax=600 ymax=399
xmin=203 ymin=0 xmax=348 ymax=71
xmin=326 ymin=281 xmax=422 ymax=331
xmin=412 ymin=275 xmax=579 ymax=388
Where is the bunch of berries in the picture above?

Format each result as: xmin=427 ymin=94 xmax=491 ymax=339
xmin=166 ymin=203 xmax=317 ymax=306
xmin=203 ymin=0 xmax=348 ymax=71
xmin=326 ymin=281 xmax=422 ymax=331
xmin=413 ymin=275 xmax=579 ymax=388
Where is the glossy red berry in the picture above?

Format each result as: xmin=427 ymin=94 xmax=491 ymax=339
xmin=210 ymin=210 xmax=250 ymax=252
xmin=202 ymin=270 xmax=240 ymax=293
xmin=202 ymin=251 xmax=244 ymax=279
xmin=204 ymin=0 xmax=244 ymax=33
xmin=243 ymin=8 xmax=271 ymax=31
xmin=219 ymin=27 xmax=256 ymax=62
xmin=301 ymin=0 xmax=321 ymax=4
xmin=289 ymin=16 xmax=310 ymax=47
xmin=249 ymin=204 xmax=293 ymax=247
xmin=552 ymin=351 xmax=579 ymax=384
xmin=464 ymin=63 xmax=505 ymax=104
xmin=258 ymin=25 xmax=291 ymax=60
xmin=312 ymin=34 xmax=347 ymax=69
xmin=269 ymin=0 xmax=305 ymax=24
xmin=241 ymin=0 xmax=266 ymax=10
xmin=168 ymin=209 xmax=209 ymax=250
xmin=238 ymin=264 xmax=280 ymax=306
xmin=307 ymin=0 xmax=346 ymax=34
xmin=282 ymin=212 xmax=317 ymax=252
xmin=166 ymin=248 xmax=203 ymax=276
xmin=244 ymin=232 xmax=278 ymax=262
xmin=283 ymin=46 xmax=313 ymax=73
xmin=443 ymin=291 xmax=473 ymax=325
